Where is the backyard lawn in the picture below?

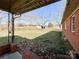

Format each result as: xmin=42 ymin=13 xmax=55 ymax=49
xmin=0 ymin=27 xmax=71 ymax=59
xmin=0 ymin=27 xmax=54 ymax=46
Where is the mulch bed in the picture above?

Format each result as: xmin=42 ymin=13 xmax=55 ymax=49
xmin=17 ymin=40 xmax=72 ymax=59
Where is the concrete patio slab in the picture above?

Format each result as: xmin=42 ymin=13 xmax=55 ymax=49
xmin=0 ymin=52 xmax=22 ymax=59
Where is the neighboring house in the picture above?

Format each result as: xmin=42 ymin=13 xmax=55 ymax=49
xmin=53 ymin=25 xmax=60 ymax=30
xmin=61 ymin=0 xmax=79 ymax=54
xmin=36 ymin=25 xmax=42 ymax=29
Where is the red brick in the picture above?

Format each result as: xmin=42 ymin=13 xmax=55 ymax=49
xmin=62 ymin=9 xmax=79 ymax=54
xmin=10 ymin=43 xmax=17 ymax=53
xmin=0 ymin=44 xmax=10 ymax=56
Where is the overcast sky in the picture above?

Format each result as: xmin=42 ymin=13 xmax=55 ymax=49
xmin=0 ymin=0 xmax=67 ymax=25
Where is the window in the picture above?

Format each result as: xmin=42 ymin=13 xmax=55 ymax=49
xmin=70 ymin=15 xmax=75 ymax=32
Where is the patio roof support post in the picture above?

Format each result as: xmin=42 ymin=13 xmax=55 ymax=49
xmin=11 ymin=14 xmax=15 ymax=43
xmin=8 ymin=12 xmax=10 ymax=43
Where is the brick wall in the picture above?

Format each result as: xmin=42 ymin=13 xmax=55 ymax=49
xmin=0 ymin=43 xmax=17 ymax=56
xmin=0 ymin=44 xmax=10 ymax=56
xmin=62 ymin=9 xmax=79 ymax=54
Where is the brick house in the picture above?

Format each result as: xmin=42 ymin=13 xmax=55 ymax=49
xmin=61 ymin=0 xmax=79 ymax=54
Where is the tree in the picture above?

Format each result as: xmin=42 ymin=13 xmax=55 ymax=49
xmin=48 ymin=22 xmax=53 ymax=27
xmin=40 ymin=16 xmax=49 ymax=29
xmin=0 ymin=17 xmax=2 ymax=29
xmin=0 ymin=17 xmax=2 ymax=24
xmin=17 ymin=23 xmax=24 ymax=27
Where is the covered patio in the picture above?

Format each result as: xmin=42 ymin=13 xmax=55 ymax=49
xmin=0 ymin=0 xmax=60 ymax=43
xmin=0 ymin=0 xmax=60 ymax=59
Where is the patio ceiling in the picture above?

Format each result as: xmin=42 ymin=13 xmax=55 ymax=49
xmin=61 ymin=0 xmax=79 ymax=24
xmin=0 ymin=0 xmax=60 ymax=14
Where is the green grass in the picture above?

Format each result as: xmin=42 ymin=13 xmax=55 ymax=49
xmin=0 ymin=27 xmax=70 ymax=54
xmin=0 ymin=37 xmax=8 ymax=46
xmin=0 ymin=27 xmax=53 ymax=46
xmin=31 ymin=31 xmax=70 ymax=54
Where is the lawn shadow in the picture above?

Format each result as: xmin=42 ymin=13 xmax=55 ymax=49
xmin=0 ymin=35 xmax=30 ymax=46
xmin=31 ymin=31 xmax=70 ymax=54
xmin=0 ymin=31 xmax=71 ymax=55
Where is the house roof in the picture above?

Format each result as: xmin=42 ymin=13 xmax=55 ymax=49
xmin=61 ymin=0 xmax=79 ymax=24
xmin=0 ymin=0 xmax=60 ymax=14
